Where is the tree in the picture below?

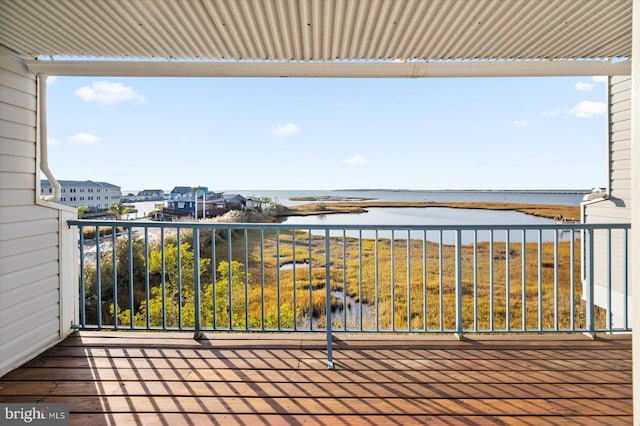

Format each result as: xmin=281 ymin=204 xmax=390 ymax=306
xmin=109 ymin=202 xmax=134 ymax=220
xmin=77 ymin=205 xmax=89 ymax=218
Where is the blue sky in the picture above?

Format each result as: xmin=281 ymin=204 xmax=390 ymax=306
xmin=45 ymin=75 xmax=608 ymax=192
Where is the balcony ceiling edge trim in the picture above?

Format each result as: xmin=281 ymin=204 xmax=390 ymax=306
xmin=25 ymin=59 xmax=631 ymax=78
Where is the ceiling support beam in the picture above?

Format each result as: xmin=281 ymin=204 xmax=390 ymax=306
xmin=25 ymin=59 xmax=631 ymax=78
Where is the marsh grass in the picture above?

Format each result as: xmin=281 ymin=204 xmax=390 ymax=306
xmin=85 ymin=226 xmax=601 ymax=331
xmin=198 ymin=229 xmax=603 ymax=332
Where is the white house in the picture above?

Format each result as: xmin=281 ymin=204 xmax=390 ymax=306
xmin=40 ymin=179 xmax=122 ymax=210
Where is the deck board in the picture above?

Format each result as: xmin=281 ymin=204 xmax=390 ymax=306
xmin=0 ymin=332 xmax=632 ymax=425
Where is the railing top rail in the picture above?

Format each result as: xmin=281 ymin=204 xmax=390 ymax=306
xmin=68 ymin=219 xmax=631 ymax=231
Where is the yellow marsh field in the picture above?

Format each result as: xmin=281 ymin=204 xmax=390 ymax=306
xmin=199 ymin=229 xmax=601 ymax=331
xmin=85 ymin=227 xmax=605 ymax=331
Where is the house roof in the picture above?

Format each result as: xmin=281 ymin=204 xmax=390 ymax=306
xmin=170 ymin=186 xmax=192 ymax=194
xmin=40 ymin=179 xmax=120 ymax=189
xmin=0 ymin=0 xmax=632 ymax=77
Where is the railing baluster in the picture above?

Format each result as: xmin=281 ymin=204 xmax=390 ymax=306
xmin=309 ymin=228 xmax=313 ymax=331
xmin=607 ymin=228 xmax=612 ymax=331
xmin=212 ymin=228 xmax=217 ymax=330
xmin=325 ymin=229 xmax=333 ymax=369
xmin=79 ymin=225 xmax=86 ymax=329
xmin=489 ymin=230 xmax=494 ymax=332
xmin=193 ymin=228 xmax=201 ymax=338
xmin=112 ymin=225 xmax=118 ymax=329
xmin=96 ymin=226 xmax=102 ymax=328
xmin=624 ymin=228 xmax=629 ymax=330
xmin=343 ymin=229 xmax=347 ymax=331
xmin=359 ymin=230 xmax=363 ymax=331
xmin=260 ymin=228 xmax=265 ymax=330
xmin=244 ymin=229 xmax=249 ymax=331
xmin=227 ymin=228 xmax=232 ymax=330
xmin=423 ymin=229 xmax=427 ymax=332
xmin=407 ymin=230 xmax=411 ymax=332
xmin=375 ymin=230 xmax=379 ymax=332
xmin=537 ymin=230 xmax=542 ymax=331
xmin=161 ymin=227 xmax=166 ymax=330
xmin=145 ymin=227 xmax=150 ymax=330
xmin=391 ymin=229 xmax=395 ymax=331
xmin=438 ymin=230 xmax=443 ymax=332
xmin=128 ymin=226 xmax=133 ymax=329
xmin=177 ymin=228 xmax=182 ymax=330
xmin=570 ymin=229 xmax=575 ymax=331
xmin=276 ymin=228 xmax=281 ymax=330
xmin=554 ymin=229 xmax=559 ymax=331
xmin=473 ymin=230 xmax=478 ymax=332
xmin=522 ymin=230 xmax=526 ymax=331
xmin=506 ymin=229 xmax=510 ymax=331
xmin=455 ymin=229 xmax=462 ymax=337
xmin=585 ymin=228 xmax=595 ymax=335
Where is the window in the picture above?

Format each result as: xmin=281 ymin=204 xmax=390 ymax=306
xmin=97 ymin=196 xmax=101 ymax=200
xmin=48 ymin=188 xmax=52 ymax=193
xmin=61 ymin=197 xmax=66 ymax=201
xmin=80 ymin=189 xmax=84 ymax=192
xmin=80 ymin=197 xmax=84 ymax=201
xmin=62 ymin=188 xmax=65 ymax=193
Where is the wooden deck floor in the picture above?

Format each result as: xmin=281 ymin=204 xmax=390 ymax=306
xmin=0 ymin=332 xmax=632 ymax=425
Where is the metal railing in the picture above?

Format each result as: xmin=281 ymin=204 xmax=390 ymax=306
xmin=69 ymin=220 xmax=631 ymax=368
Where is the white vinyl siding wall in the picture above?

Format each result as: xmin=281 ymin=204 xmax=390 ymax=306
xmin=583 ymin=75 xmax=632 ymax=328
xmin=0 ymin=46 xmax=77 ymax=376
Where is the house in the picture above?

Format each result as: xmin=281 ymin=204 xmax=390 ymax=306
xmin=0 ymin=1 xmax=637 ymax=422
xmin=40 ymin=179 xmax=121 ymax=210
xmin=222 ymin=193 xmax=247 ymax=209
xmin=165 ymin=191 xmax=225 ymax=218
xmin=137 ymin=189 xmax=165 ymax=200
xmin=246 ymin=197 xmax=271 ymax=210
xmin=169 ymin=186 xmax=193 ymax=199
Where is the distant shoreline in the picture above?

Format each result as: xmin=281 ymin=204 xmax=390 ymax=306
xmin=335 ymin=188 xmax=590 ymax=194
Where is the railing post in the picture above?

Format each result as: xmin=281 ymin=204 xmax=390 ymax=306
xmin=325 ymin=230 xmax=334 ymax=369
xmin=585 ymin=228 xmax=595 ymax=337
xmin=193 ymin=228 xmax=202 ymax=340
xmin=455 ymin=229 xmax=463 ymax=339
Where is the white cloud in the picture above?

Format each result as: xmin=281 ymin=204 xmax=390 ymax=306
xmin=513 ymin=119 xmax=528 ymax=128
xmin=69 ymin=133 xmax=100 ymax=145
xmin=270 ymin=123 xmax=299 ymax=137
xmin=75 ymin=81 xmax=146 ymax=105
xmin=48 ymin=137 xmax=60 ymax=147
xmin=345 ymin=154 xmax=368 ymax=165
xmin=575 ymin=82 xmax=593 ymax=91
xmin=541 ymin=110 xmax=561 ymax=117
xmin=567 ymin=101 xmax=606 ymax=118
xmin=47 ymin=76 xmax=58 ymax=85
xmin=592 ymin=76 xmax=608 ymax=83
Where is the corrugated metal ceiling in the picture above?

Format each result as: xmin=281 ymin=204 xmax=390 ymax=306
xmin=0 ymin=0 xmax=633 ymax=62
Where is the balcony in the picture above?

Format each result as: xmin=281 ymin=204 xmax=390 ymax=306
xmin=0 ymin=220 xmax=632 ymax=422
